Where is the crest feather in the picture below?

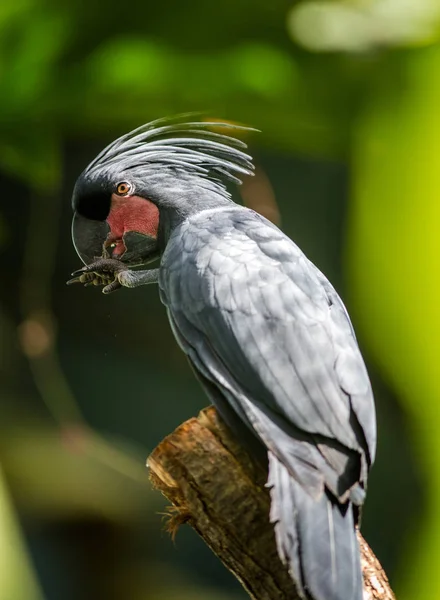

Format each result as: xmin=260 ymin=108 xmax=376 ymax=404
xmin=86 ymin=114 xmax=257 ymax=193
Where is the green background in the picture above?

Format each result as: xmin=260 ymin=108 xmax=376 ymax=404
xmin=0 ymin=1 xmax=438 ymax=598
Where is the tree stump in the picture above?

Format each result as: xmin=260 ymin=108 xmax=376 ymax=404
xmin=148 ymin=406 xmax=395 ymax=600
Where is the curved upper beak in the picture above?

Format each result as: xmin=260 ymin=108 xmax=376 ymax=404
xmin=71 ymin=212 xmax=109 ymax=265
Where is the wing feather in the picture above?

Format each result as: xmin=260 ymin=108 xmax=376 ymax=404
xmin=159 ymin=208 xmax=376 ymax=488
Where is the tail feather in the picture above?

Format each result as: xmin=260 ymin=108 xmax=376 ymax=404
xmin=268 ymin=452 xmax=362 ymax=600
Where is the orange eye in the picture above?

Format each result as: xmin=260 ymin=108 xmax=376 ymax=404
xmin=116 ymin=181 xmax=132 ymax=196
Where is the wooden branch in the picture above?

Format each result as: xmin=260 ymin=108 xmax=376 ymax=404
xmin=148 ymin=406 xmax=395 ymax=600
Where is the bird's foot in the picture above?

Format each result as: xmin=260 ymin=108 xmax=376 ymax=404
xmin=67 ymin=258 xmax=128 ymax=294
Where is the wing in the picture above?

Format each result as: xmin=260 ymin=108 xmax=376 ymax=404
xmin=160 ymin=208 xmax=376 ymax=485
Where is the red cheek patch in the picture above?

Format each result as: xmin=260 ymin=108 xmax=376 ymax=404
xmin=106 ymin=194 xmax=159 ymax=255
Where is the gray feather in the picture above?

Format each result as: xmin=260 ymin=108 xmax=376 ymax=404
xmin=268 ymin=453 xmax=362 ymax=600
xmin=158 ymin=204 xmax=375 ymax=600
xmin=83 ymin=115 xmax=256 ymax=201
xmin=161 ymin=207 xmax=375 ymax=463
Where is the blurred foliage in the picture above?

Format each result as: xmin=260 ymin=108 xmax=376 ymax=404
xmin=349 ymin=46 xmax=440 ymax=599
xmin=288 ymin=0 xmax=440 ymax=52
xmin=0 ymin=464 xmax=43 ymax=600
xmin=0 ymin=0 xmax=439 ymax=599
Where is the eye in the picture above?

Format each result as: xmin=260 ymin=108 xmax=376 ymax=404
xmin=116 ymin=181 xmax=133 ymax=196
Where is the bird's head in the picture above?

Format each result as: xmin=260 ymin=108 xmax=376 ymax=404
xmin=71 ymin=116 xmax=255 ymax=266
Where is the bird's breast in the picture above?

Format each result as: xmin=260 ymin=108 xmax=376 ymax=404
xmin=159 ymin=208 xmax=299 ymax=317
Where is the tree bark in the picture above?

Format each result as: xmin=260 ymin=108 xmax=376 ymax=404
xmin=148 ymin=406 xmax=395 ymax=600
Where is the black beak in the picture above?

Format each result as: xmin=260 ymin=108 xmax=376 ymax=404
xmin=71 ymin=213 xmax=160 ymax=267
xmin=71 ymin=212 xmax=109 ymax=265
xmin=118 ymin=231 xmax=159 ymax=266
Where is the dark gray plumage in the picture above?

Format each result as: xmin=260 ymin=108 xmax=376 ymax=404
xmin=70 ymin=116 xmax=377 ymax=600
xmin=159 ymin=206 xmax=375 ymax=600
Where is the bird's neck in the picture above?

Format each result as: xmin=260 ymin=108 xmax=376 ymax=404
xmin=150 ymin=174 xmax=234 ymax=250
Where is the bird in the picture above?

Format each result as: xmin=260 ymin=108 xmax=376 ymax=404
xmin=68 ymin=115 xmax=377 ymax=600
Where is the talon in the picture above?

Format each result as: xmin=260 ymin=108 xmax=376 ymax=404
xmin=68 ymin=258 xmax=125 ymax=291
xmin=103 ymin=280 xmax=122 ymax=294
xmin=71 ymin=267 xmax=88 ymax=277
xmin=78 ymin=258 xmax=124 ymax=275
xmin=66 ymin=277 xmax=81 ymax=285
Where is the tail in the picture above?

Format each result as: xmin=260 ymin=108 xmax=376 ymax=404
xmin=267 ymin=452 xmax=363 ymax=600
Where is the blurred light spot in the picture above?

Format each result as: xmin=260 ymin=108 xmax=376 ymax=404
xmin=18 ymin=311 xmax=54 ymax=358
xmin=60 ymin=424 xmax=88 ymax=455
xmin=88 ymin=39 xmax=169 ymax=92
xmin=288 ymin=3 xmax=373 ymax=52
xmin=231 ymin=44 xmax=297 ymax=97
xmin=288 ymin=0 xmax=440 ymax=52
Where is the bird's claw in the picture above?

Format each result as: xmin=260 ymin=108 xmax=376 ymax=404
xmin=67 ymin=258 xmax=127 ymax=294
xmin=70 ymin=258 xmax=126 ymax=278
